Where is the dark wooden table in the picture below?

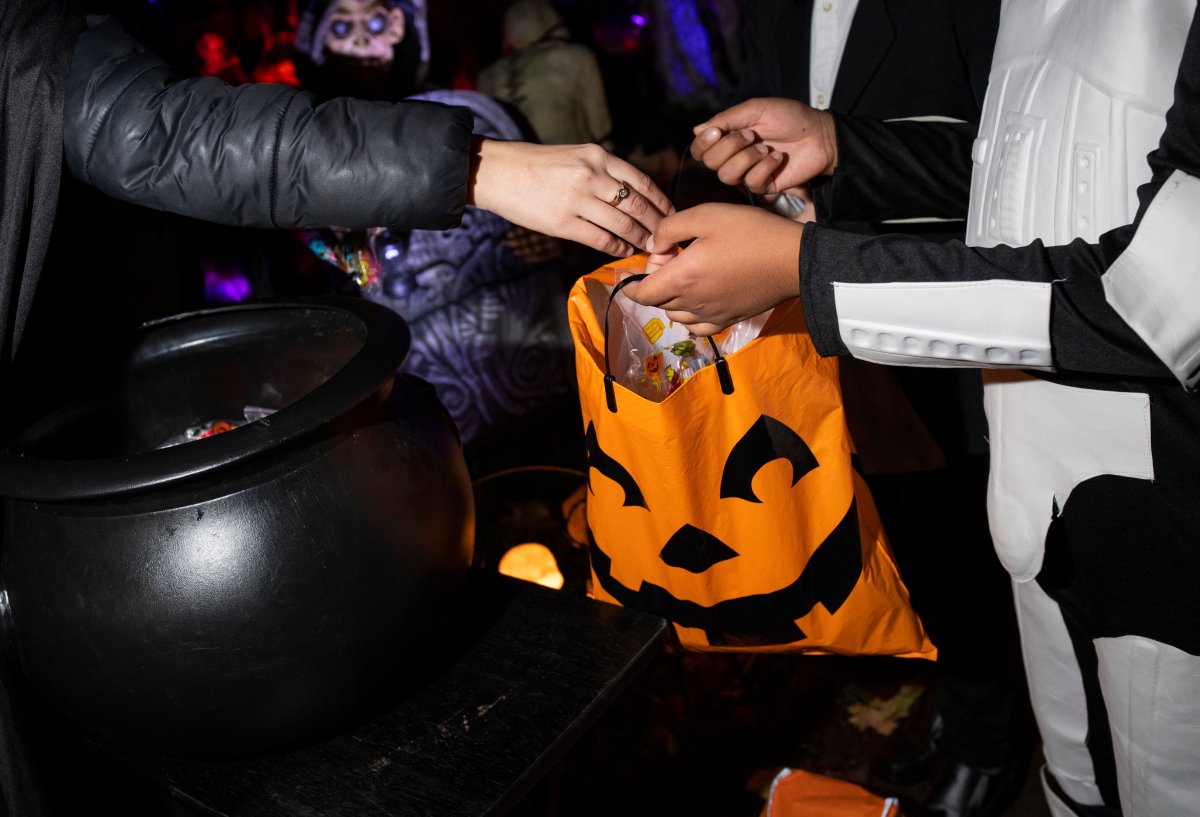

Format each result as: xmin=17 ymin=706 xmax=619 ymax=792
xmin=83 ymin=571 xmax=667 ymax=817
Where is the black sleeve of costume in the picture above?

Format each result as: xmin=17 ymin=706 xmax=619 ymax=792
xmin=733 ymin=1 xmax=772 ymax=100
xmin=0 ymin=0 xmax=82 ymax=375
xmin=812 ymin=115 xmax=978 ymax=222
xmin=63 ymin=15 xmax=474 ymax=231
xmin=801 ymin=9 xmax=1200 ymax=381
xmin=734 ymin=0 xmax=812 ymax=101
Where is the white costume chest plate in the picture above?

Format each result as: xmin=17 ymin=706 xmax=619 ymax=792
xmin=973 ymin=0 xmax=1193 ymax=580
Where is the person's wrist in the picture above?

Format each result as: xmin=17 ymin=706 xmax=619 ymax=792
xmin=470 ymin=138 xmax=536 ymax=217
xmin=767 ymin=218 xmax=805 ymax=302
xmin=466 ymin=135 xmax=487 ymax=208
xmin=818 ymin=111 xmax=838 ymax=176
xmin=786 ymin=220 xmax=805 ymax=298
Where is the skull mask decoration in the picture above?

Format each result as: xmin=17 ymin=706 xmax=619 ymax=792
xmin=323 ymin=0 xmax=405 ymax=67
xmin=295 ymin=0 xmax=429 ymax=94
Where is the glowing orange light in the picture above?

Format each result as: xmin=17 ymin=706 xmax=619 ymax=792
xmin=498 ymin=543 xmax=564 ymax=590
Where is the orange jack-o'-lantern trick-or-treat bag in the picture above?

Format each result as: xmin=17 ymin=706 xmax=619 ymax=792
xmin=567 ymin=256 xmax=935 ymax=657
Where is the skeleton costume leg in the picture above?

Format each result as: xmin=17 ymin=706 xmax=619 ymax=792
xmin=816 ymin=2 xmax=1200 ymax=812
xmin=967 ymin=4 xmax=1200 ymax=812
xmin=987 ymin=373 xmax=1200 ymax=816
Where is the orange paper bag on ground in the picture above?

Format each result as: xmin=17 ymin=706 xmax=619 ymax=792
xmin=567 ymin=257 xmax=934 ymax=657
xmin=763 ymin=769 xmax=902 ymax=817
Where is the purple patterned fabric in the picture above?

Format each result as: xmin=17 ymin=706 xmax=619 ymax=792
xmin=364 ymin=90 xmax=573 ymax=443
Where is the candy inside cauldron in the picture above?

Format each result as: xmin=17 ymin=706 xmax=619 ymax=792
xmin=0 ymin=298 xmax=474 ymax=758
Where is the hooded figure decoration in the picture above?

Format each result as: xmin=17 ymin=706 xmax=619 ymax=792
xmin=476 ymin=0 xmax=613 ymax=148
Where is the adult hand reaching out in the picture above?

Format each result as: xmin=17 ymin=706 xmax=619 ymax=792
xmin=469 ymin=137 xmax=674 ymax=257
xmin=690 ymin=98 xmax=838 ymax=197
xmin=625 ymin=203 xmax=805 ymax=337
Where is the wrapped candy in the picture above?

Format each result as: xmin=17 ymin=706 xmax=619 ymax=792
xmin=610 ymin=271 xmax=771 ymax=403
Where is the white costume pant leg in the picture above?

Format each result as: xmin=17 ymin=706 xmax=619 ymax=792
xmin=985 ymin=373 xmax=1200 ymax=815
xmin=1094 ymin=636 xmax=1200 ymax=817
xmin=1012 ymin=579 xmax=1106 ymax=813
xmin=1015 ymin=588 xmax=1200 ymax=817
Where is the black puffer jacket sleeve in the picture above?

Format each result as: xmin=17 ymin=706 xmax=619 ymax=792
xmin=64 ymin=15 xmax=473 ymax=231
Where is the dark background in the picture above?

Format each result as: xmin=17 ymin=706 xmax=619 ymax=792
xmin=33 ymin=4 xmax=1052 ymax=814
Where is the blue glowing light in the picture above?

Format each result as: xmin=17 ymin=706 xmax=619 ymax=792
xmin=665 ymin=1 xmax=718 ymax=96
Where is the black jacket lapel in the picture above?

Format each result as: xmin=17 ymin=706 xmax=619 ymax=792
xmin=773 ymin=0 xmax=814 ymax=101
xmin=831 ymin=0 xmax=896 ymax=112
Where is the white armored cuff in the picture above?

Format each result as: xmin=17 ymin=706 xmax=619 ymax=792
xmin=1103 ymin=169 xmax=1200 ymax=390
xmin=832 ymin=279 xmax=1053 ymax=369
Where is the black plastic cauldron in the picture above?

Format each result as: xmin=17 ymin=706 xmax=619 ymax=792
xmin=0 ymin=298 xmax=474 ymax=758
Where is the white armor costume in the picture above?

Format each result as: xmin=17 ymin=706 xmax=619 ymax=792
xmin=799 ymin=2 xmax=1200 ymax=814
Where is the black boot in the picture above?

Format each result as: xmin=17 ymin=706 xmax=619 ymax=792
xmin=917 ymin=755 xmax=1024 ymax=817
xmin=873 ymin=712 xmax=943 ymax=787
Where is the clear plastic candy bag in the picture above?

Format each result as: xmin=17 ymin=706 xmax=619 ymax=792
xmin=609 ymin=271 xmax=771 ymax=402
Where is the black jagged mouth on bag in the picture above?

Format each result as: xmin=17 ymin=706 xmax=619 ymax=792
xmin=589 ymin=499 xmax=863 ymax=646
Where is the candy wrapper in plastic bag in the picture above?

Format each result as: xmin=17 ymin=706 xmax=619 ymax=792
xmin=610 ymin=268 xmax=772 ymax=402
xmin=157 ymin=405 xmax=279 ymax=449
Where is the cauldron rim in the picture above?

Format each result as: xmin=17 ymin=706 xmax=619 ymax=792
xmin=0 ymin=297 xmax=410 ymax=502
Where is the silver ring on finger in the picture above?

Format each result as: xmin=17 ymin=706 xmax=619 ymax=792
xmin=609 ymin=181 xmax=631 ymax=207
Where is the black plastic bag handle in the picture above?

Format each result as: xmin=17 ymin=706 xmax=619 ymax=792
xmin=602 ymin=272 xmax=734 ymax=414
